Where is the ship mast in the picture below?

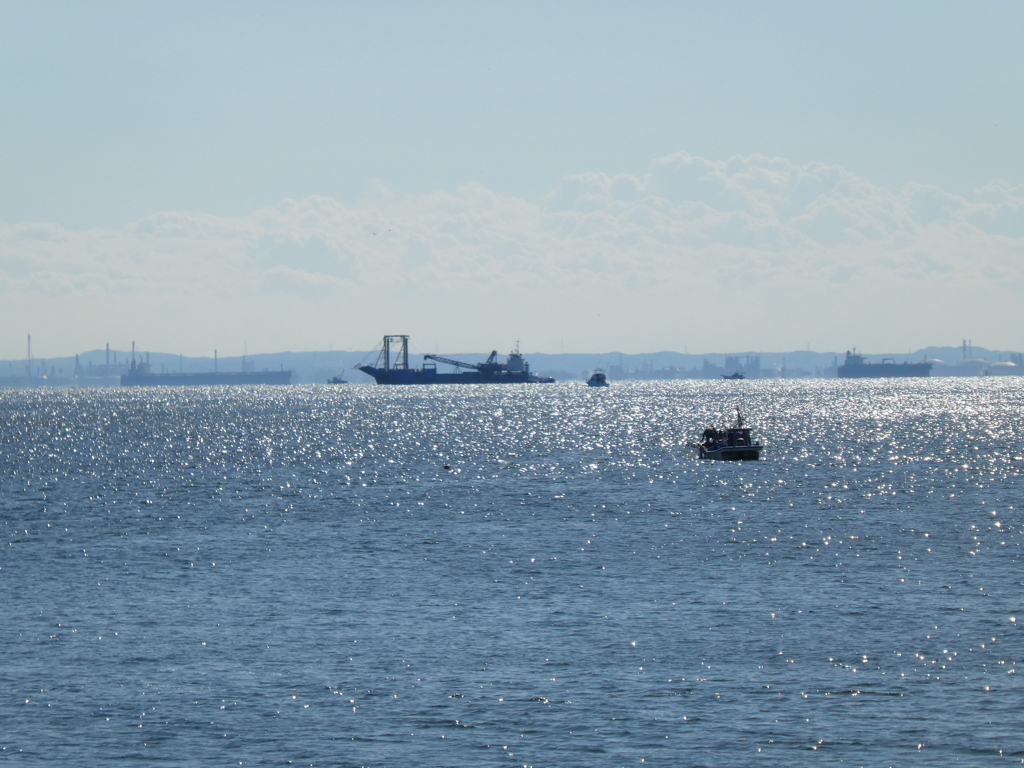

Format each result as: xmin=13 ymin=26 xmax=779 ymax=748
xmin=379 ymin=335 xmax=410 ymax=370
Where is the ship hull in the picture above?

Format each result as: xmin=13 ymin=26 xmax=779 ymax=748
xmin=699 ymin=445 xmax=763 ymax=461
xmin=358 ymin=366 xmax=553 ymax=384
xmin=121 ymin=371 xmax=292 ymax=386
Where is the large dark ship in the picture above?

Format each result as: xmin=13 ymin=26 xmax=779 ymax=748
xmin=358 ymin=335 xmax=555 ymax=384
xmin=837 ymin=350 xmax=932 ymax=379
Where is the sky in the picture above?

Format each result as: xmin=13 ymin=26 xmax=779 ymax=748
xmin=1 ymin=0 xmax=1022 ymax=359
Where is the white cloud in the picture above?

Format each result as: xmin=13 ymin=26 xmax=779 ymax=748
xmin=2 ymin=152 xmax=1023 ymax=357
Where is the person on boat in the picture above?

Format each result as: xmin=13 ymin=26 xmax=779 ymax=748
xmin=702 ymin=426 xmax=717 ymax=445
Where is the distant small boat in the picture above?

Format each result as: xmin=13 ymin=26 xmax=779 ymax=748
xmin=327 ymin=375 xmax=348 ymax=384
xmin=722 ymin=372 xmax=745 ymax=380
xmin=587 ymin=369 xmax=609 ymax=387
xmin=694 ymin=409 xmax=763 ymax=460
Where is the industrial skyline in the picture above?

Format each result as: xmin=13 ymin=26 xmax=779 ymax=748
xmin=3 ymin=337 xmax=1019 ymax=387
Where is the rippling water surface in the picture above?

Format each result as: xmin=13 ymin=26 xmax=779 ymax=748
xmin=2 ymin=379 xmax=1023 ymax=766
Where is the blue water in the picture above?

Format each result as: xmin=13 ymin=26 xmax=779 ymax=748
xmin=1 ymin=380 xmax=1022 ymax=766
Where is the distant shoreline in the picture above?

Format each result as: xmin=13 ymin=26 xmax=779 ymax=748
xmin=1 ymin=344 xmax=1021 ymax=386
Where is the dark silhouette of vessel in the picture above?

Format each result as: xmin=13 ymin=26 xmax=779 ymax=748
xmin=695 ymin=409 xmax=763 ymax=460
xmin=837 ymin=350 xmax=931 ymax=378
xmin=358 ymin=335 xmax=554 ymax=384
xmin=120 ymin=346 xmax=291 ymax=386
xmin=121 ymin=369 xmax=292 ymax=386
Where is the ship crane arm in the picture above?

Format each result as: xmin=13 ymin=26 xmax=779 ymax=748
xmin=423 ymin=350 xmax=501 ymax=371
xmin=423 ymin=353 xmax=483 ymax=370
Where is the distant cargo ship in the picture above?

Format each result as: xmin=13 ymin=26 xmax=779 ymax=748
xmin=121 ymin=357 xmax=291 ymax=386
xmin=358 ymin=335 xmax=555 ymax=384
xmin=837 ymin=351 xmax=931 ymax=379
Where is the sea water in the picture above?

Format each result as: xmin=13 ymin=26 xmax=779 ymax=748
xmin=1 ymin=379 xmax=1022 ymax=767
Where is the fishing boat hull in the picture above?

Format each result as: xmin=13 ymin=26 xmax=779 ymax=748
xmin=698 ymin=444 xmax=763 ymax=461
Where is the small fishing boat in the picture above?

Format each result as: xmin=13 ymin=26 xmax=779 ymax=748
xmin=587 ymin=369 xmax=609 ymax=387
xmin=694 ymin=410 xmax=763 ymax=460
xmin=327 ymin=375 xmax=348 ymax=384
xmin=722 ymin=371 xmax=745 ymax=380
